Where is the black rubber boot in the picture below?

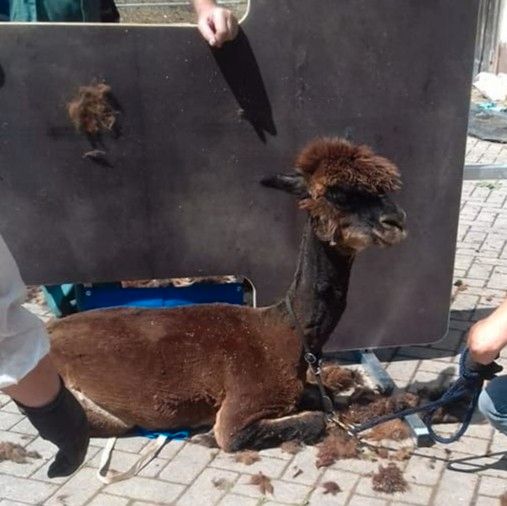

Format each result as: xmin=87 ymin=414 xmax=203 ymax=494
xmin=15 ymin=382 xmax=89 ymax=478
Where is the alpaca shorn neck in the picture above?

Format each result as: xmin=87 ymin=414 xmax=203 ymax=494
xmin=286 ymin=220 xmax=354 ymax=354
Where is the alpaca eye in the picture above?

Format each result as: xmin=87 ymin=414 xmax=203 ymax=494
xmin=325 ymin=188 xmax=348 ymax=206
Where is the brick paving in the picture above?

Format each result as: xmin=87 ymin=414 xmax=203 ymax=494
xmin=0 ymin=138 xmax=506 ymax=505
xmin=466 ymin=136 xmax=507 ymax=165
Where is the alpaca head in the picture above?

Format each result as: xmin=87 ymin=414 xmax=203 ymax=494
xmin=262 ymin=138 xmax=407 ymax=254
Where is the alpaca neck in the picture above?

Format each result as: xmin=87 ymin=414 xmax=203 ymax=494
xmin=286 ymin=220 xmax=354 ymax=354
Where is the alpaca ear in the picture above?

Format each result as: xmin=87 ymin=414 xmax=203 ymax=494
xmin=260 ymin=173 xmax=308 ymax=197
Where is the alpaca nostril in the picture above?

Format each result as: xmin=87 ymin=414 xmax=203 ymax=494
xmin=379 ymin=214 xmax=405 ymax=230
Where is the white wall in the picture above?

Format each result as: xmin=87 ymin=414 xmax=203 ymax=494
xmin=499 ymin=0 xmax=507 ymax=42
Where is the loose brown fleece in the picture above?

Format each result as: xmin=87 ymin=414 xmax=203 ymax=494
xmin=390 ymin=447 xmax=412 ymax=462
xmin=235 ymin=450 xmax=260 ymax=465
xmin=315 ymin=430 xmax=359 ymax=468
xmin=343 ymin=390 xmax=419 ymax=425
xmin=67 ymin=82 xmax=117 ymax=136
xmin=371 ymin=463 xmax=408 ymax=494
xmin=366 ymin=419 xmax=410 ymax=442
xmin=250 ymin=472 xmax=274 ymax=494
xmin=0 ymin=442 xmax=41 ymax=464
xmin=322 ymin=481 xmax=341 ymax=495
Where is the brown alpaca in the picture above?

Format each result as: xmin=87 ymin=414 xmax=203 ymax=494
xmin=47 ymin=138 xmax=407 ymax=451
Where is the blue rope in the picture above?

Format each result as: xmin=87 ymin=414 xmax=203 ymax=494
xmin=349 ymin=349 xmax=492 ymax=444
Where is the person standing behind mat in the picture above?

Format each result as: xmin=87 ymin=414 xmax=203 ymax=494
xmin=9 ymin=0 xmax=239 ymax=49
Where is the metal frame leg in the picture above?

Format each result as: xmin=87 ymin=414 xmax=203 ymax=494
xmin=352 ymin=350 xmax=434 ymax=448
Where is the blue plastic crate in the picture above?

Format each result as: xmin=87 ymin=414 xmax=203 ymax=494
xmin=75 ymin=282 xmax=244 ymax=312
xmin=42 ymin=284 xmax=78 ymax=318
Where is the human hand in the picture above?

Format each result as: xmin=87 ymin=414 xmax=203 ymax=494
xmin=196 ymin=5 xmax=239 ymax=48
xmin=468 ymin=318 xmax=505 ymax=365
xmin=464 ymin=350 xmax=502 ymax=379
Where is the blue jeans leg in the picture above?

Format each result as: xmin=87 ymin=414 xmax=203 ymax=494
xmin=478 ymin=375 xmax=507 ymax=435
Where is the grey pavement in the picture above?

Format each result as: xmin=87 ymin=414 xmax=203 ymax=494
xmin=466 ymin=136 xmax=507 ymax=165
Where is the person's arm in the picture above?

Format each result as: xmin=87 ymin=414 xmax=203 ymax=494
xmin=192 ymin=0 xmax=239 ymax=48
xmin=468 ymin=298 xmax=507 ymax=364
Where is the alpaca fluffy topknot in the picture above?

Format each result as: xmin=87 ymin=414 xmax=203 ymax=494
xmin=295 ymin=138 xmax=401 ymax=196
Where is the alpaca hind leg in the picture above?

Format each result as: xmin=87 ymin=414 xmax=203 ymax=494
xmin=216 ymin=409 xmax=326 ymax=452
xmin=298 ymin=384 xmax=332 ymax=410
xmin=71 ymin=390 xmax=132 ymax=438
xmin=190 ymin=429 xmax=218 ymax=448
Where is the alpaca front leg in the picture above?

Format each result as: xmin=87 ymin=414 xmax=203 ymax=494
xmin=216 ymin=410 xmax=327 ymax=452
xmin=298 ymin=383 xmax=349 ymax=411
xmin=298 ymin=383 xmax=333 ymax=411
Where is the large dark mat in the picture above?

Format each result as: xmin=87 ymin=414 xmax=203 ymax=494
xmin=0 ymin=1 xmax=478 ymax=350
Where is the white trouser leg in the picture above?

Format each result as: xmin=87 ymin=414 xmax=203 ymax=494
xmin=0 ymin=234 xmax=50 ymax=388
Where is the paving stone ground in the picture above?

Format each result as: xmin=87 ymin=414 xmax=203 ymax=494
xmin=466 ymin=136 xmax=507 ymax=165
xmin=0 ymin=137 xmax=506 ymax=505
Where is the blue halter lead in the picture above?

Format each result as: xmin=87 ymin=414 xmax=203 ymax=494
xmin=349 ymin=349 xmax=502 ymax=444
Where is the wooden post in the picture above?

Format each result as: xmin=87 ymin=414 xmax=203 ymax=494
xmin=495 ymin=0 xmax=507 ymax=72
xmin=474 ymin=0 xmax=503 ymax=74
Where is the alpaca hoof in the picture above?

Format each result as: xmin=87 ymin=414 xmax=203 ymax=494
xmin=190 ymin=430 xmax=219 ymax=448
